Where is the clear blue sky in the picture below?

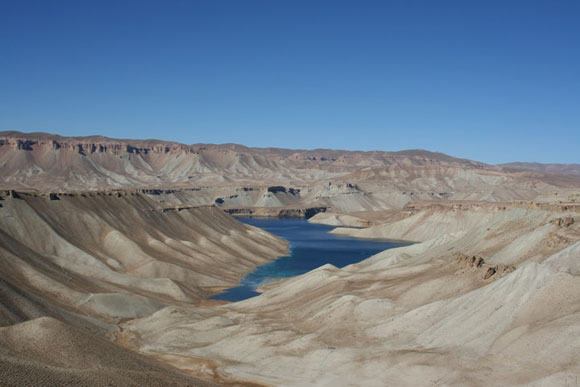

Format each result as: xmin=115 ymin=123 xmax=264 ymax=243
xmin=1 ymin=0 xmax=578 ymax=164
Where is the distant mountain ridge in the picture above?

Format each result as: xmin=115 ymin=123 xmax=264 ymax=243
xmin=1 ymin=131 xmax=579 ymax=210
xmin=501 ymin=162 xmax=580 ymax=177
xmin=0 ymin=130 xmax=486 ymax=189
xmin=0 ymin=130 xmax=481 ymax=164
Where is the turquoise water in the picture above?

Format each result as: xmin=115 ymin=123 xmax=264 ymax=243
xmin=211 ymin=217 xmax=411 ymax=302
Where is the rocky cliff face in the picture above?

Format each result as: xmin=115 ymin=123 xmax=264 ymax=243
xmin=0 ymin=136 xmax=195 ymax=155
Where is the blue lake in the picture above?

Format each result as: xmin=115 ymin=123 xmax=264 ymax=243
xmin=211 ymin=217 xmax=412 ymax=302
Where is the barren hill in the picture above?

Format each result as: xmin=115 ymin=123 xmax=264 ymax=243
xmin=0 ymin=190 xmax=286 ymax=328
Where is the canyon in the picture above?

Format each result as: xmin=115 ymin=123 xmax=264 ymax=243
xmin=1 ymin=131 xmax=580 ymax=386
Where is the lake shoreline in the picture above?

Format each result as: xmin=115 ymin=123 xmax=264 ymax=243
xmin=211 ymin=217 xmax=412 ymax=302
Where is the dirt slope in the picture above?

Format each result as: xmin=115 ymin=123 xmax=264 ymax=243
xmin=0 ymin=317 xmax=216 ymax=386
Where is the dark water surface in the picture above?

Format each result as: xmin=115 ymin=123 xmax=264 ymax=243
xmin=211 ymin=217 xmax=412 ymax=302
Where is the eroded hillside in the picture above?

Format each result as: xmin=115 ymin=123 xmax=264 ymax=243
xmin=0 ymin=190 xmax=286 ymax=327
xmin=122 ymin=201 xmax=580 ymax=386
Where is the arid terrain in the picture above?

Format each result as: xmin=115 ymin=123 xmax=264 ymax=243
xmin=1 ymin=131 xmax=580 ymax=386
